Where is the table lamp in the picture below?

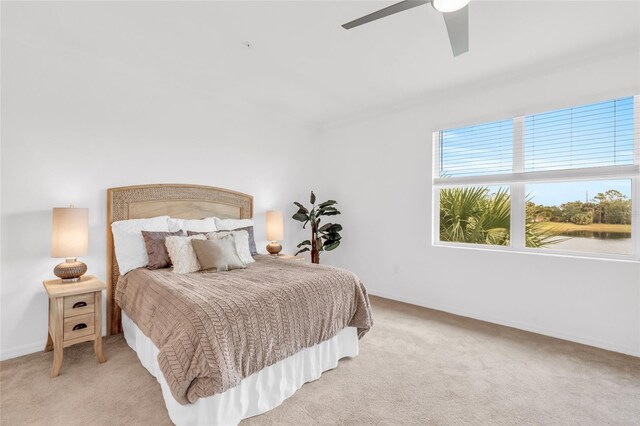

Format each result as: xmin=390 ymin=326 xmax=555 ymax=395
xmin=266 ymin=210 xmax=284 ymax=256
xmin=51 ymin=206 xmax=89 ymax=282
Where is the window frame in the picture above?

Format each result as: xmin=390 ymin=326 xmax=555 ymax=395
xmin=432 ymin=95 xmax=640 ymax=262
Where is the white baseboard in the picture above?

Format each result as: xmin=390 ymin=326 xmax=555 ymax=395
xmin=0 ymin=341 xmax=45 ymax=361
xmin=369 ymin=289 xmax=640 ymax=358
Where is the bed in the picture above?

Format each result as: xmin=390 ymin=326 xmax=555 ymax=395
xmin=106 ymin=184 xmax=373 ymax=425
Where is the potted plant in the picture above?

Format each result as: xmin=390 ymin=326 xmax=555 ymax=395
xmin=292 ymin=191 xmax=342 ymax=264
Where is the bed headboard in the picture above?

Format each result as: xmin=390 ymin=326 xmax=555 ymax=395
xmin=106 ymin=184 xmax=253 ymax=334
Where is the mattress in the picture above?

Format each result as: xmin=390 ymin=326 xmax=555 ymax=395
xmin=122 ymin=312 xmax=359 ymax=426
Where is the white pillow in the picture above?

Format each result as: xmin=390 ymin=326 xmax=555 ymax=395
xmin=214 ymin=218 xmax=254 ymax=231
xmin=165 ymin=235 xmax=207 ymax=274
xmin=207 ymin=230 xmax=255 ymax=265
xmin=111 ymin=216 xmax=170 ymax=275
xmin=168 ymin=217 xmax=217 ymax=233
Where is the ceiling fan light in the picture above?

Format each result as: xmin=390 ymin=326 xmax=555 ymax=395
xmin=432 ymin=0 xmax=470 ymax=13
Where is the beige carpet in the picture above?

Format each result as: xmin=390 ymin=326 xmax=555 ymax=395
xmin=1 ymin=296 xmax=639 ymax=425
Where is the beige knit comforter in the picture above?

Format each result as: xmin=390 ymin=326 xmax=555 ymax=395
xmin=115 ymin=255 xmax=373 ymax=405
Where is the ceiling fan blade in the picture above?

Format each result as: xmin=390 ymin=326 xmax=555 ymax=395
xmin=342 ymin=0 xmax=429 ymax=30
xmin=442 ymin=5 xmax=469 ymax=56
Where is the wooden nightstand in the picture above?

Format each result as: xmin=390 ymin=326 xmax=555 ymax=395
xmin=273 ymin=254 xmax=305 ymax=261
xmin=43 ymin=275 xmax=106 ymax=377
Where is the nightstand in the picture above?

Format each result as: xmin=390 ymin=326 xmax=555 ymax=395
xmin=273 ymin=254 xmax=305 ymax=261
xmin=43 ymin=275 xmax=107 ymax=377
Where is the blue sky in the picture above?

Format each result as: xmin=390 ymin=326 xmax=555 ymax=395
xmin=527 ymin=179 xmax=631 ymax=206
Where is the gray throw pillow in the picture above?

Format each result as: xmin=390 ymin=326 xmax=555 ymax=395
xmin=191 ymin=236 xmax=246 ymax=272
xmin=141 ymin=230 xmax=185 ymax=270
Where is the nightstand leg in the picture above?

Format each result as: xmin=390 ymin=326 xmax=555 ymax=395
xmin=44 ymin=332 xmax=53 ymax=352
xmin=45 ymin=299 xmax=53 ymax=352
xmin=94 ymin=291 xmax=106 ymax=363
xmin=94 ymin=337 xmax=106 ymax=363
xmin=51 ymin=298 xmax=64 ymax=378
xmin=51 ymin=343 xmax=63 ymax=378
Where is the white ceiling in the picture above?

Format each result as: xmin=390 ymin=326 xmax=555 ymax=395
xmin=3 ymin=1 xmax=640 ymax=125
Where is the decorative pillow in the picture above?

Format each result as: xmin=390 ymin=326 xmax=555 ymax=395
xmin=234 ymin=226 xmax=258 ymax=256
xmin=213 ymin=219 xmax=257 ymax=256
xmin=192 ymin=236 xmax=246 ymax=272
xmin=206 ymin=230 xmax=254 ymax=265
xmin=187 ymin=227 xmax=256 ymax=255
xmin=142 ymin=230 xmax=184 ymax=270
xmin=168 ymin=217 xmax=217 ymax=233
xmin=214 ymin=218 xmax=253 ymax=231
xmin=111 ymin=216 xmax=170 ymax=275
xmin=165 ymin=235 xmax=206 ymax=274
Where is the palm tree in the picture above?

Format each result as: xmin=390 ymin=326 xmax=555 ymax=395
xmin=439 ymin=186 xmax=557 ymax=248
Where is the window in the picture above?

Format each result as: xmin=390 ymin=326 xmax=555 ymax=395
xmin=433 ymin=96 xmax=639 ymax=260
xmin=439 ymin=120 xmax=513 ymax=178
xmin=526 ymin=180 xmax=632 ymax=255
xmin=439 ymin=185 xmax=510 ymax=246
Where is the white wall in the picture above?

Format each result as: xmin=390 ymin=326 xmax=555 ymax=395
xmin=318 ymin=48 xmax=640 ymax=356
xmin=0 ymin=24 xmax=317 ymax=360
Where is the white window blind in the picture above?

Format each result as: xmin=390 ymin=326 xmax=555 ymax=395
xmin=524 ymin=97 xmax=636 ymax=172
xmin=434 ymin=96 xmax=639 ymax=186
xmin=438 ymin=119 xmax=513 ymax=178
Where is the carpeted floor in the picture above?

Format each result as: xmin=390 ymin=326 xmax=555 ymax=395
xmin=1 ymin=296 xmax=639 ymax=425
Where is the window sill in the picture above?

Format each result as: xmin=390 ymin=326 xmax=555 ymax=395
xmin=433 ymin=241 xmax=640 ymax=264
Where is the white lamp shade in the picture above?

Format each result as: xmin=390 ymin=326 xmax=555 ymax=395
xmin=266 ymin=210 xmax=284 ymax=241
xmin=51 ymin=207 xmax=89 ymax=258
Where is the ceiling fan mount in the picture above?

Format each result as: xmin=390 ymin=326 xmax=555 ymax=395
xmin=341 ymin=0 xmax=471 ymax=57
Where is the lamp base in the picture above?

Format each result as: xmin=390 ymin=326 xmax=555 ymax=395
xmin=54 ymin=258 xmax=87 ymax=283
xmin=266 ymin=242 xmax=282 ymax=256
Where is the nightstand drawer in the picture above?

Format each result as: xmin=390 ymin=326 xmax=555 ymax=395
xmin=63 ymin=313 xmax=94 ymax=341
xmin=64 ymin=293 xmax=95 ymax=318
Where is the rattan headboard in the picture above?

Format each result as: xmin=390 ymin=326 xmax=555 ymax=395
xmin=106 ymin=184 xmax=253 ymax=334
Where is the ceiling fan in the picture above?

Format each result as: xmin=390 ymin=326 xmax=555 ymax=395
xmin=342 ymin=0 xmax=471 ymax=57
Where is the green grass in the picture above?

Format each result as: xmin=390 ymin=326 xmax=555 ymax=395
xmin=536 ymin=222 xmax=631 ymax=233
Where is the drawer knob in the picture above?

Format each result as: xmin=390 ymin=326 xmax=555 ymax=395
xmin=72 ymin=323 xmax=87 ymax=331
xmin=72 ymin=301 xmax=87 ymax=309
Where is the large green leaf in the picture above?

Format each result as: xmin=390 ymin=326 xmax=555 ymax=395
xmin=320 ymin=206 xmax=338 ymax=212
xmin=292 ymin=212 xmax=309 ymax=222
xmin=321 ymin=210 xmax=341 ymax=216
xmin=319 ymin=223 xmax=342 ymax=234
xmin=318 ymin=222 xmax=333 ymax=232
xmin=318 ymin=200 xmax=337 ymax=208
xmin=297 ymin=240 xmax=311 ymax=248
xmin=310 ymin=191 xmax=316 ymax=204
xmin=324 ymin=232 xmax=341 ymax=241
xmin=294 ymin=247 xmax=310 ymax=256
xmin=293 ymin=202 xmax=308 ymax=214
xmin=329 ymin=224 xmax=343 ymax=232
xmin=324 ymin=240 xmax=340 ymax=251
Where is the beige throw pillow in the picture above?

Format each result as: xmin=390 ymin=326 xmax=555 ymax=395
xmin=206 ymin=230 xmax=254 ymax=265
xmin=165 ymin=234 xmax=206 ymax=274
xmin=192 ymin=236 xmax=246 ymax=272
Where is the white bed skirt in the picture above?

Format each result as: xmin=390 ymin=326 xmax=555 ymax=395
xmin=122 ymin=312 xmax=359 ymax=426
